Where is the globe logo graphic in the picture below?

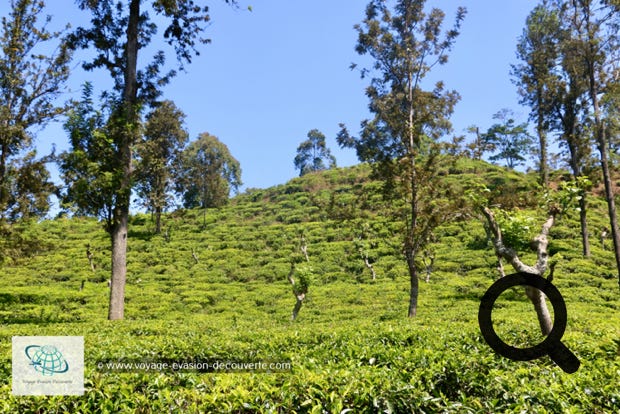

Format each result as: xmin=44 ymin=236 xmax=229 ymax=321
xmin=25 ymin=345 xmax=69 ymax=376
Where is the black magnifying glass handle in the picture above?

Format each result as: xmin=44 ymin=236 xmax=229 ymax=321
xmin=547 ymin=341 xmax=580 ymax=374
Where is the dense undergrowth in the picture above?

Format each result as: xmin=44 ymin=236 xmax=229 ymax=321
xmin=0 ymin=159 xmax=619 ymax=412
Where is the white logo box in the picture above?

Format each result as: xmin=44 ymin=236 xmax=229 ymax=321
xmin=12 ymin=336 xmax=84 ymax=396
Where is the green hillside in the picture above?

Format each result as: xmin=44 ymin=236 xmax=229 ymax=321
xmin=1 ymin=160 xmax=619 ymax=413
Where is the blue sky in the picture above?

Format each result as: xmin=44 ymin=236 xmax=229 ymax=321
xmin=5 ymin=0 xmax=539 ymax=196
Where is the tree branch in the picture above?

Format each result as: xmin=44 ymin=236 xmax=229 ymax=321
xmin=481 ymin=206 xmax=538 ymax=274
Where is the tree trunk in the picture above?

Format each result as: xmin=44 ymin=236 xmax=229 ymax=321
xmin=595 ymin=132 xmax=620 ymax=287
xmin=300 ymin=235 xmax=309 ymax=262
xmin=579 ymin=197 xmax=590 ymax=257
xmin=155 ymin=206 xmax=162 ymax=234
xmin=481 ymin=207 xmax=554 ymax=335
xmin=537 ymin=97 xmax=549 ymax=187
xmin=0 ymin=142 xmax=8 ymax=214
xmin=86 ymin=245 xmax=95 ymax=272
xmin=589 ymin=84 xmax=620 ymax=286
xmin=291 ymin=294 xmax=305 ymax=321
xmin=363 ymin=256 xmax=377 ymax=280
xmin=287 ymin=264 xmax=306 ymax=321
xmin=565 ymin=93 xmax=590 ymax=257
xmin=584 ymin=8 xmax=620 ymax=287
xmin=108 ymin=0 xmax=139 ymax=320
xmin=524 ymin=285 xmax=553 ymax=336
xmin=108 ymin=218 xmax=128 ymax=320
xmin=406 ymin=253 xmax=418 ymax=317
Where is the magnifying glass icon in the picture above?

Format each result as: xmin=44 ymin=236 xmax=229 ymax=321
xmin=478 ymin=272 xmax=580 ymax=374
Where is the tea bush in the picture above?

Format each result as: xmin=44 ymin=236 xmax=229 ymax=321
xmin=0 ymin=161 xmax=618 ymax=412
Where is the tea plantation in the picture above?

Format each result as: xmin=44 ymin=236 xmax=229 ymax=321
xmin=1 ymin=160 xmax=619 ymax=413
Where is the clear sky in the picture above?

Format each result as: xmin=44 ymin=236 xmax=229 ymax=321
xmin=4 ymin=0 xmax=539 ymax=197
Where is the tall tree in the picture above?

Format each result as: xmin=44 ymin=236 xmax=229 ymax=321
xmin=555 ymin=7 xmax=594 ymax=257
xmin=175 ymin=133 xmax=242 ymax=221
xmin=293 ymin=129 xmax=336 ymax=176
xmin=512 ymin=2 xmax=562 ymax=187
xmin=481 ymin=109 xmax=534 ymax=169
xmin=514 ymin=1 xmax=594 ymax=257
xmin=67 ymin=0 xmax=234 ymax=320
xmin=561 ymin=0 xmax=620 ymax=285
xmin=135 ymin=100 xmax=189 ymax=233
xmin=0 ymin=0 xmax=71 ymax=220
xmin=338 ymin=0 xmax=466 ymax=317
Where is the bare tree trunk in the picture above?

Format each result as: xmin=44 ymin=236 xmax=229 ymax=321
xmin=363 ymin=255 xmax=377 ymax=280
xmin=481 ymin=207 xmax=554 ymax=335
xmin=86 ymin=244 xmax=95 ymax=272
xmin=191 ymin=249 xmax=199 ymax=264
xmin=300 ymin=235 xmax=309 ymax=262
xmin=287 ymin=264 xmax=306 ymax=321
xmin=108 ymin=216 xmax=128 ymax=320
xmin=155 ymin=206 xmax=162 ymax=234
xmin=601 ymin=228 xmax=609 ymax=250
xmin=524 ymin=286 xmax=552 ymax=336
xmin=406 ymin=253 xmax=418 ymax=318
xmin=291 ymin=294 xmax=305 ymax=321
xmin=109 ymin=0 xmax=139 ymax=321
xmin=497 ymin=256 xmax=506 ymax=278
xmin=536 ymin=99 xmax=549 ymax=187
xmin=595 ymin=132 xmax=620 ymax=287
xmin=579 ymin=197 xmax=590 ymax=257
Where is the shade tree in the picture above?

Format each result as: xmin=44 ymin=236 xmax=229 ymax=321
xmin=481 ymin=109 xmax=534 ymax=169
xmin=174 ymin=133 xmax=242 ymax=225
xmin=135 ymin=100 xmax=189 ymax=233
xmin=294 ymin=129 xmax=336 ymax=176
xmin=338 ymin=0 xmax=467 ymax=317
xmin=512 ymin=1 xmax=563 ymax=186
xmin=0 ymin=0 xmax=71 ymax=221
xmin=63 ymin=0 xmax=238 ymax=319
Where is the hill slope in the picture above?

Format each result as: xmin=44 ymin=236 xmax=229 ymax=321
xmin=1 ymin=160 xmax=619 ymax=412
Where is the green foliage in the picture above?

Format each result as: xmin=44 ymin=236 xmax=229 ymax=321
xmin=542 ymin=176 xmax=592 ymax=215
xmin=293 ymin=264 xmax=313 ymax=295
xmin=175 ymin=133 xmax=242 ymax=210
xmin=494 ymin=209 xmax=538 ymax=251
xmin=481 ymin=109 xmax=534 ymax=169
xmin=4 ymin=150 xmax=56 ymax=221
xmin=57 ymin=83 xmax=120 ymax=229
xmin=135 ymin=100 xmax=189 ymax=231
xmin=0 ymin=0 xmax=71 ymax=220
xmin=294 ymin=129 xmax=336 ymax=176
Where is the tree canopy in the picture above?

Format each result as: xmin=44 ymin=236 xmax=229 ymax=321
xmin=294 ymin=129 xmax=336 ymax=176
xmin=58 ymin=83 xmax=121 ymax=230
xmin=0 ymin=0 xmax=71 ymax=220
xmin=175 ymin=133 xmax=242 ymax=211
xmin=481 ymin=109 xmax=533 ymax=169
xmin=135 ymin=100 xmax=189 ymax=233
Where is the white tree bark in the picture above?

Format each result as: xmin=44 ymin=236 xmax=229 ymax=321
xmin=481 ymin=207 xmax=556 ymax=336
